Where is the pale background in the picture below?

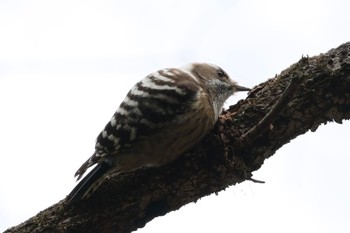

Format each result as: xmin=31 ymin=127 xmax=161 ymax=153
xmin=1 ymin=0 xmax=349 ymax=232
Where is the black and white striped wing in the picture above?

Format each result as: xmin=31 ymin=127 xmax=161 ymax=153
xmin=75 ymin=68 xmax=199 ymax=179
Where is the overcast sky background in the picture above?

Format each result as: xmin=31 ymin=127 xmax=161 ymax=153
xmin=1 ymin=0 xmax=349 ymax=232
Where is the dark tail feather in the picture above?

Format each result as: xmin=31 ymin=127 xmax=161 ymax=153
xmin=67 ymin=162 xmax=111 ymax=203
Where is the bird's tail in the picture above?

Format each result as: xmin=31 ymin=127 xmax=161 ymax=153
xmin=67 ymin=162 xmax=112 ymax=202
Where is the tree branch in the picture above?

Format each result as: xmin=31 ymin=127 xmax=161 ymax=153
xmin=6 ymin=42 xmax=350 ymax=233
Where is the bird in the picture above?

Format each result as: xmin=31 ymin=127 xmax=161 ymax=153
xmin=67 ymin=63 xmax=251 ymax=202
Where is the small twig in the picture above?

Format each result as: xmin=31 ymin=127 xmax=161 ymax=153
xmin=236 ymin=72 xmax=304 ymax=148
xmin=248 ymin=177 xmax=265 ymax=184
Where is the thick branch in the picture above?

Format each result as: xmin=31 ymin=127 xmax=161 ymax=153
xmin=6 ymin=42 xmax=350 ymax=233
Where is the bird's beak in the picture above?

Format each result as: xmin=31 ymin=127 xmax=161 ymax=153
xmin=234 ymin=84 xmax=251 ymax=92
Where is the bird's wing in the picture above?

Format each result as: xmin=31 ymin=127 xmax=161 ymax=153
xmin=74 ymin=68 xmax=200 ymax=179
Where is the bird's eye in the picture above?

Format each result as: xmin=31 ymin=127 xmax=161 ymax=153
xmin=217 ymin=70 xmax=226 ymax=78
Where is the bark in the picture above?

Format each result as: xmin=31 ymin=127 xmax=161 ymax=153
xmin=5 ymin=42 xmax=350 ymax=233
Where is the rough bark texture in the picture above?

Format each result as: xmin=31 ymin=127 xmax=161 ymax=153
xmin=5 ymin=42 xmax=350 ymax=233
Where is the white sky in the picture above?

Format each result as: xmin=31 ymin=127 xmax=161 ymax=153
xmin=1 ymin=0 xmax=349 ymax=232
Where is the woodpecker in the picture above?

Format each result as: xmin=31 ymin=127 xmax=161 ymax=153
xmin=67 ymin=63 xmax=250 ymax=202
